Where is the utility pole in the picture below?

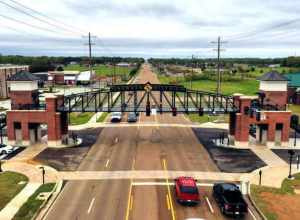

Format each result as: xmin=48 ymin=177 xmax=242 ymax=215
xmin=191 ymin=55 xmax=194 ymax=89
xmin=83 ymin=32 xmax=96 ymax=79
xmin=211 ymin=36 xmax=227 ymax=94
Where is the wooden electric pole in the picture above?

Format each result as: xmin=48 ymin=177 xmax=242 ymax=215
xmin=211 ymin=36 xmax=227 ymax=94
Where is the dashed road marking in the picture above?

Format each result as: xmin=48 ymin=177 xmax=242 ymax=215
xmin=87 ymin=198 xmax=95 ymax=214
xmin=205 ymin=197 xmax=214 ymax=213
xmin=105 ymin=159 xmax=110 ymax=168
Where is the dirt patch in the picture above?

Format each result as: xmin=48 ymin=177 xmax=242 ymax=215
xmin=272 ymin=149 xmax=300 ymax=164
xmin=192 ymin=128 xmax=266 ymax=173
xmin=34 ymin=128 xmax=102 ymax=171
xmin=260 ymin=192 xmax=300 ymax=220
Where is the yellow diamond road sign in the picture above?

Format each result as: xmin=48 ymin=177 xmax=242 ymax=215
xmin=144 ymin=83 xmax=152 ymax=92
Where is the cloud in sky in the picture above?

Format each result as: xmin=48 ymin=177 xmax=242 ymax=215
xmin=0 ymin=0 xmax=300 ymax=58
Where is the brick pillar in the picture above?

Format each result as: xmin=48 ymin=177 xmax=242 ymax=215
xmin=21 ymin=121 xmax=29 ymax=145
xmin=267 ymin=122 xmax=276 ymax=147
xmin=6 ymin=113 xmax=15 ymax=144
xmin=45 ymin=95 xmax=65 ymax=147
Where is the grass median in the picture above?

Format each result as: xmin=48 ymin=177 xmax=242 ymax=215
xmin=0 ymin=171 xmax=28 ymax=211
xmin=96 ymin=112 xmax=109 ymax=123
xmin=251 ymin=173 xmax=300 ymax=220
xmin=69 ymin=112 xmax=94 ymax=125
xmin=13 ymin=183 xmax=55 ymax=220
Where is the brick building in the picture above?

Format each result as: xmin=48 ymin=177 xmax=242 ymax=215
xmin=6 ymin=71 xmax=68 ymax=147
xmin=0 ymin=65 xmax=29 ymax=98
xmin=230 ymin=71 xmax=291 ymax=147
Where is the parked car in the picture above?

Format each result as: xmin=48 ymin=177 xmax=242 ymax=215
xmin=0 ymin=144 xmax=15 ymax=155
xmin=127 ymin=112 xmax=138 ymax=123
xmin=110 ymin=112 xmax=122 ymax=122
xmin=213 ymin=183 xmax=248 ymax=216
xmin=175 ymin=177 xmax=200 ymax=205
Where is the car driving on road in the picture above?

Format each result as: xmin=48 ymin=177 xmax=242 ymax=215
xmin=0 ymin=144 xmax=15 ymax=155
xmin=110 ymin=112 xmax=122 ymax=123
xmin=175 ymin=177 xmax=200 ymax=205
xmin=127 ymin=112 xmax=138 ymax=123
xmin=213 ymin=183 xmax=248 ymax=216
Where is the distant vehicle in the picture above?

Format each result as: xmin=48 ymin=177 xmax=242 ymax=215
xmin=0 ymin=144 xmax=15 ymax=155
xmin=175 ymin=177 xmax=200 ymax=205
xmin=213 ymin=183 xmax=248 ymax=216
xmin=127 ymin=112 xmax=138 ymax=123
xmin=110 ymin=112 xmax=122 ymax=122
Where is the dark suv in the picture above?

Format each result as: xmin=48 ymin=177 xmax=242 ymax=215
xmin=213 ymin=183 xmax=248 ymax=216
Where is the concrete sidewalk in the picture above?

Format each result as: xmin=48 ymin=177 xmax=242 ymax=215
xmin=0 ymin=183 xmax=41 ymax=220
xmin=57 ymin=170 xmax=243 ymax=182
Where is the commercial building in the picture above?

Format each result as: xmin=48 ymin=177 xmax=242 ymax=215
xmin=230 ymin=71 xmax=291 ymax=147
xmin=0 ymin=65 xmax=29 ymax=98
xmin=6 ymin=71 xmax=68 ymax=147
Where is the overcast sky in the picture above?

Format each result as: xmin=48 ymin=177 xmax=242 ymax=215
xmin=0 ymin=0 xmax=300 ymax=58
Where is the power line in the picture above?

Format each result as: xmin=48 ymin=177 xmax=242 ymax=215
xmin=7 ymin=0 xmax=86 ymax=35
xmin=0 ymin=0 xmax=82 ymax=36
xmin=211 ymin=36 xmax=227 ymax=94
xmin=0 ymin=13 xmax=63 ymax=35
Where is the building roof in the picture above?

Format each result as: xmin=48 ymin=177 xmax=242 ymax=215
xmin=77 ymin=71 xmax=93 ymax=81
xmin=257 ymin=71 xmax=288 ymax=81
xmin=7 ymin=71 xmax=40 ymax=81
xmin=285 ymin=72 xmax=300 ymax=88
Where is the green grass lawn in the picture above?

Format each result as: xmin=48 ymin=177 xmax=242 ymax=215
xmin=13 ymin=183 xmax=55 ymax=220
xmin=187 ymin=114 xmax=229 ymax=124
xmin=96 ymin=112 xmax=109 ymax=123
xmin=64 ymin=64 xmax=133 ymax=77
xmin=158 ymin=74 xmax=259 ymax=95
xmin=0 ymin=172 xmax=28 ymax=211
xmin=251 ymin=173 xmax=300 ymax=220
xmin=69 ymin=112 xmax=94 ymax=125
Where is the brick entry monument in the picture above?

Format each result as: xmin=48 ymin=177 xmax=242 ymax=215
xmin=230 ymin=71 xmax=291 ymax=147
xmin=6 ymin=71 xmax=68 ymax=147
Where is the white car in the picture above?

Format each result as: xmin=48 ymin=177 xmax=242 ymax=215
xmin=0 ymin=145 xmax=15 ymax=155
xmin=110 ymin=112 xmax=122 ymax=122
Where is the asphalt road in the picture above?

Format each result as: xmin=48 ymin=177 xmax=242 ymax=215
xmin=45 ymin=64 xmax=260 ymax=220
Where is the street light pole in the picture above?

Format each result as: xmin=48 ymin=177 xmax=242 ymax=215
xmin=288 ymin=150 xmax=295 ymax=179
xmin=39 ymin=167 xmax=45 ymax=184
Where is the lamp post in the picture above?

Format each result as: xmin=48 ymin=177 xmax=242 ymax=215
xmin=39 ymin=166 xmax=45 ymax=184
xmin=259 ymin=170 xmax=262 ymax=185
xmin=297 ymin=155 xmax=300 ymax=170
xmin=288 ymin=150 xmax=295 ymax=179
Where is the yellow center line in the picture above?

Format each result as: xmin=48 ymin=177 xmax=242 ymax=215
xmin=162 ymin=159 xmax=176 ymax=220
xmin=125 ymin=159 xmax=135 ymax=220
xmin=166 ymin=194 xmax=170 ymax=210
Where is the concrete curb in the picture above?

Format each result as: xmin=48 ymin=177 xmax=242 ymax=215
xmin=248 ymin=184 xmax=268 ymax=220
xmin=35 ymin=180 xmax=63 ymax=220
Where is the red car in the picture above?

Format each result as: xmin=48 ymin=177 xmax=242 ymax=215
xmin=175 ymin=177 xmax=200 ymax=205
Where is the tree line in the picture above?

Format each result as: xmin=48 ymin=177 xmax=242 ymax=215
xmin=148 ymin=57 xmax=300 ymax=68
xmin=0 ymin=55 xmax=145 ymax=73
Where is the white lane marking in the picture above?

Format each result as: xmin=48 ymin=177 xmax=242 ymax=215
xmin=248 ymin=208 xmax=257 ymax=220
xmin=205 ymin=197 xmax=214 ymax=213
xmin=87 ymin=198 xmax=95 ymax=214
xmin=105 ymin=159 xmax=110 ymax=168
xmin=114 ymin=137 xmax=119 ymax=144
xmin=132 ymin=182 xmax=215 ymax=187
